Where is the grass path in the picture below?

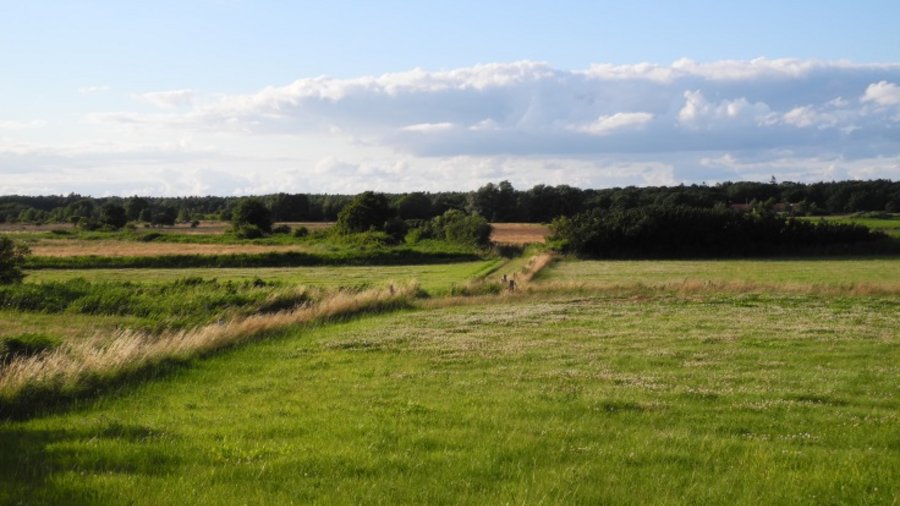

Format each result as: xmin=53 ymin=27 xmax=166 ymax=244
xmin=2 ymin=288 xmax=897 ymax=504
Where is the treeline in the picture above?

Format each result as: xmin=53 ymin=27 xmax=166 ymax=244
xmin=1 ymin=179 xmax=898 ymax=225
xmin=550 ymin=206 xmax=892 ymax=258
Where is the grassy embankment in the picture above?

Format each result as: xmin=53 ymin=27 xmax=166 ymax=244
xmin=0 ymin=257 xmax=897 ymax=504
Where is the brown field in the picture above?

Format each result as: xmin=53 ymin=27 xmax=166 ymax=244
xmin=490 ymin=223 xmax=550 ymax=244
xmin=29 ymin=240 xmax=311 ymax=257
xmin=0 ymin=221 xmax=334 ymax=235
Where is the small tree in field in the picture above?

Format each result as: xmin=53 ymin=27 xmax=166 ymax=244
xmin=100 ymin=203 xmax=128 ymax=230
xmin=232 ymin=198 xmax=273 ymax=234
xmin=335 ymin=192 xmax=394 ymax=234
xmin=0 ymin=236 xmax=30 ymax=284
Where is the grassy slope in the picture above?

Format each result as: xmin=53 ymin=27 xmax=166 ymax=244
xmin=2 ymin=277 xmax=897 ymax=503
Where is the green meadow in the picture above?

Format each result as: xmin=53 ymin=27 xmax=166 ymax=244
xmin=1 ymin=255 xmax=898 ymax=504
xmin=2 ymin=285 xmax=897 ymax=504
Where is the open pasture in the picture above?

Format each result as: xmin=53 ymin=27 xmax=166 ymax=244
xmin=25 ymin=260 xmax=501 ymax=294
xmin=539 ymin=257 xmax=900 ymax=293
xmin=800 ymin=214 xmax=900 ymax=238
xmin=1 ymin=282 xmax=896 ymax=504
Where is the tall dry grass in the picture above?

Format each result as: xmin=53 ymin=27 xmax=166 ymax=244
xmin=0 ymin=283 xmax=419 ymax=415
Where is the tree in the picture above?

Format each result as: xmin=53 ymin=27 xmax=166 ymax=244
xmin=393 ymin=193 xmax=432 ymax=220
xmin=231 ymin=198 xmax=273 ymax=233
xmin=100 ymin=203 xmax=127 ymax=229
xmin=0 ymin=236 xmax=30 ymax=284
xmin=151 ymin=206 xmax=178 ymax=227
xmin=335 ymin=192 xmax=394 ymax=234
xmin=124 ymin=197 xmax=149 ymax=221
xmin=269 ymin=193 xmax=310 ymax=221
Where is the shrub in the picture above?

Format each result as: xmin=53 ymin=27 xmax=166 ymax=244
xmin=423 ymin=210 xmax=492 ymax=247
xmin=100 ymin=203 xmax=128 ymax=230
xmin=0 ymin=236 xmax=29 ymax=284
xmin=335 ymin=192 xmax=394 ymax=234
xmin=139 ymin=232 xmax=162 ymax=242
xmin=550 ymin=206 xmax=887 ymax=258
xmin=0 ymin=333 xmax=58 ymax=363
xmin=235 ymin=224 xmax=265 ymax=239
xmin=232 ymin=198 xmax=273 ymax=234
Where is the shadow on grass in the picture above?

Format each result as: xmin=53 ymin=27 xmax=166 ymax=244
xmin=0 ymin=421 xmax=180 ymax=505
xmin=0 ymin=298 xmax=416 ymax=422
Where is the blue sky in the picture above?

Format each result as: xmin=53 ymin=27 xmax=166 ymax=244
xmin=2 ymin=1 xmax=900 ymax=195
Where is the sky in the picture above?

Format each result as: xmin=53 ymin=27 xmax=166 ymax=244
xmin=2 ymin=1 xmax=900 ymax=196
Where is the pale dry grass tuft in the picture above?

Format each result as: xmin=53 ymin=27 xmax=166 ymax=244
xmin=0 ymin=282 xmax=419 ymax=409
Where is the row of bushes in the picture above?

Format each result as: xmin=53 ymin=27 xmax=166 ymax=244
xmin=550 ymin=206 xmax=891 ymax=258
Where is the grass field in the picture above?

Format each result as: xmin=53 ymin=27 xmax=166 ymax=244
xmin=1 ymin=282 xmax=896 ymax=504
xmin=538 ymin=257 xmax=900 ymax=292
xmin=25 ymin=260 xmax=502 ymax=294
xmin=2 ymin=235 xmax=898 ymax=504
xmin=800 ymin=214 xmax=900 ymax=238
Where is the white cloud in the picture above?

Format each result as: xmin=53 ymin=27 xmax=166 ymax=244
xmin=0 ymin=120 xmax=46 ymax=130
xmin=678 ymin=91 xmax=772 ymax=126
xmin=137 ymin=89 xmax=196 ymax=109
xmin=78 ymin=85 xmax=111 ymax=94
xmin=573 ymin=112 xmax=654 ymax=136
xmin=861 ymin=81 xmax=900 ymax=106
xmin=400 ymin=122 xmax=456 ymax=133
xmin=5 ymin=58 xmax=899 ymax=196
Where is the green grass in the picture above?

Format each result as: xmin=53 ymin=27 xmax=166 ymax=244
xmin=1 ymin=283 xmax=897 ymax=504
xmin=0 ymin=311 xmax=146 ymax=343
xmin=538 ymin=257 xmax=900 ymax=288
xmin=26 ymin=260 xmax=501 ymax=295
xmin=800 ymin=214 xmax=900 ymax=238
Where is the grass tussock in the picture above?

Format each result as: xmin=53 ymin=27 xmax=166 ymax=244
xmin=0 ymin=282 xmax=420 ymax=417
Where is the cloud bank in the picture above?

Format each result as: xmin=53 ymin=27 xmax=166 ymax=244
xmin=3 ymin=59 xmax=900 ymax=195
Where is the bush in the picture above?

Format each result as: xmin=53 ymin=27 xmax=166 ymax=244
xmin=100 ymin=203 xmax=127 ymax=230
xmin=235 ymin=224 xmax=265 ymax=239
xmin=232 ymin=198 xmax=272 ymax=234
xmin=0 ymin=333 xmax=58 ymax=363
xmin=550 ymin=206 xmax=887 ymax=258
xmin=272 ymin=224 xmax=292 ymax=234
xmin=0 ymin=236 xmax=29 ymax=284
xmin=335 ymin=192 xmax=394 ymax=234
xmin=293 ymin=226 xmax=309 ymax=238
xmin=422 ymin=210 xmax=492 ymax=247
xmin=139 ymin=232 xmax=162 ymax=242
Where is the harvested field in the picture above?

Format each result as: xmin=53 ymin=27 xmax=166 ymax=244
xmin=0 ymin=221 xmax=333 ymax=235
xmin=490 ymin=222 xmax=549 ymax=244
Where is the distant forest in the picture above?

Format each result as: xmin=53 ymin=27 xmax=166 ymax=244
xmin=1 ymin=179 xmax=898 ymax=225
